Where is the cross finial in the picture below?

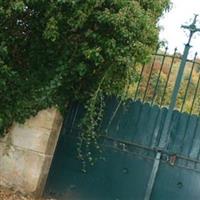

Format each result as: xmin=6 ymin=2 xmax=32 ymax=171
xmin=181 ymin=14 xmax=200 ymax=45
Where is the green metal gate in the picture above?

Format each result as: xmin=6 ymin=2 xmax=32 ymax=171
xmin=45 ymin=98 xmax=200 ymax=200
xmin=44 ymin=17 xmax=200 ymax=200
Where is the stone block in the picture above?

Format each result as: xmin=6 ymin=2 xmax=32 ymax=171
xmin=0 ymin=107 xmax=63 ymax=197
xmin=10 ymin=124 xmax=51 ymax=154
xmin=24 ymin=108 xmax=60 ymax=130
xmin=0 ymin=143 xmax=52 ymax=194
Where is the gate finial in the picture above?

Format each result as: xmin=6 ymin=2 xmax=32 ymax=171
xmin=181 ymin=14 xmax=200 ymax=45
xmin=145 ymin=14 xmax=200 ymax=200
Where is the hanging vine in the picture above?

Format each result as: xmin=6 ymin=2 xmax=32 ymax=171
xmin=0 ymin=0 xmax=170 ymax=166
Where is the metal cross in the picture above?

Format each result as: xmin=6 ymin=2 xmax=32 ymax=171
xmin=160 ymin=14 xmax=200 ymax=148
xmin=182 ymin=14 xmax=200 ymax=45
xmin=145 ymin=14 xmax=200 ymax=200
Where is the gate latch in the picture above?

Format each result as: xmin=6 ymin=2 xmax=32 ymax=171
xmin=169 ymin=154 xmax=177 ymax=166
xmin=161 ymin=153 xmax=177 ymax=166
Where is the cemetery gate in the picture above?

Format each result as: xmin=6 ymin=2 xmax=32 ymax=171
xmin=45 ymin=17 xmax=200 ymax=200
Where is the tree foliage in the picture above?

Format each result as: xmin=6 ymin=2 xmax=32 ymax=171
xmin=0 ymin=0 xmax=169 ymax=166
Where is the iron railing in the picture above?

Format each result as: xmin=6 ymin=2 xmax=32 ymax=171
xmin=131 ymin=47 xmax=200 ymax=116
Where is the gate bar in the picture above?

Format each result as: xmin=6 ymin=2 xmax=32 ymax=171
xmin=144 ymin=152 xmax=161 ymax=200
xmin=144 ymin=15 xmax=200 ymax=200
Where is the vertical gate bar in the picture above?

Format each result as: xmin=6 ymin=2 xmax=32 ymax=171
xmin=61 ymin=103 xmax=74 ymax=136
xmin=195 ymin=108 xmax=200 ymax=164
xmin=160 ymin=48 xmax=177 ymax=107
xmin=159 ymin=43 xmax=191 ymax=148
xmin=134 ymin=53 xmax=158 ymax=134
xmin=170 ymin=54 xmax=198 ymax=152
xmin=151 ymin=47 xmax=168 ymax=106
xmin=190 ymin=76 xmax=200 ymax=162
xmin=142 ymin=54 xmax=157 ymax=102
xmin=188 ymin=116 xmax=200 ymax=158
xmin=144 ymin=15 xmax=200 ymax=200
xmin=149 ymin=109 xmax=164 ymax=148
xmin=147 ymin=49 xmax=169 ymax=147
xmin=149 ymin=52 xmax=174 ymax=146
xmin=144 ymin=43 xmax=191 ymax=199
xmin=144 ymin=152 xmax=161 ymax=200
xmin=134 ymin=63 xmax=146 ymax=101
xmin=189 ymin=72 xmax=200 ymax=115
xmin=179 ymin=112 xmax=192 ymax=154
xmin=180 ymin=53 xmax=197 ymax=112
xmin=106 ymin=100 xmax=122 ymax=131
xmin=69 ymin=104 xmax=80 ymax=134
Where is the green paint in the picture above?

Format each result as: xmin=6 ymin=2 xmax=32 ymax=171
xmin=145 ymin=15 xmax=200 ymax=200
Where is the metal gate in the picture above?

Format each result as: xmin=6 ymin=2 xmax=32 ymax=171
xmin=44 ymin=17 xmax=200 ymax=200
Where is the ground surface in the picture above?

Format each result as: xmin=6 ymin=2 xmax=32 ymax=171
xmin=0 ymin=187 xmax=55 ymax=200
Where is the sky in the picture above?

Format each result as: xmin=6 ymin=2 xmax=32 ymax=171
xmin=159 ymin=0 xmax=200 ymax=57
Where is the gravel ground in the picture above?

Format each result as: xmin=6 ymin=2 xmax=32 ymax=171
xmin=0 ymin=187 xmax=56 ymax=200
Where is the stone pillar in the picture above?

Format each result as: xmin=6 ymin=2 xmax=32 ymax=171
xmin=0 ymin=108 xmax=63 ymax=197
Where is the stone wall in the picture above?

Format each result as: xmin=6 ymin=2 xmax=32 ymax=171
xmin=0 ymin=108 xmax=63 ymax=197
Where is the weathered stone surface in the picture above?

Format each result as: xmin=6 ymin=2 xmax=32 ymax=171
xmin=10 ymin=124 xmax=50 ymax=154
xmin=0 ymin=146 xmax=47 ymax=193
xmin=24 ymin=108 xmax=60 ymax=130
xmin=0 ymin=108 xmax=63 ymax=197
xmin=0 ymin=186 xmax=55 ymax=200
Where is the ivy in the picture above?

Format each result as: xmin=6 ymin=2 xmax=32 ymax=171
xmin=0 ymin=0 xmax=169 ymax=166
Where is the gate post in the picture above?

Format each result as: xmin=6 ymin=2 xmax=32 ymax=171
xmin=144 ymin=15 xmax=200 ymax=200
